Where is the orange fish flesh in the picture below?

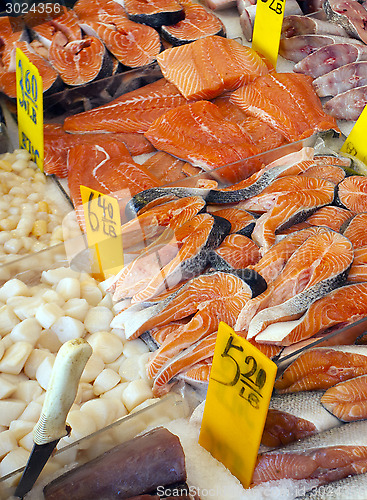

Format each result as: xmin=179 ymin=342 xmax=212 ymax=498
xmin=321 ymin=375 xmax=367 ymax=422
xmin=337 ymin=176 xmax=367 ymax=213
xmin=156 ymin=35 xmax=270 ymax=100
xmin=342 ymin=212 xmax=367 ymax=249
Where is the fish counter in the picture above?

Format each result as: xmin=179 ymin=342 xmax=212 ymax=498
xmin=1 ymin=0 xmax=367 ymax=498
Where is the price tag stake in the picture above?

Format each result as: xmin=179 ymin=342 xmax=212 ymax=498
xmin=80 ymin=186 xmax=124 ymax=278
xmin=199 ymin=323 xmax=277 ymax=488
xmin=16 ymin=48 xmax=44 ymax=171
xmin=252 ymin=0 xmax=286 ymax=68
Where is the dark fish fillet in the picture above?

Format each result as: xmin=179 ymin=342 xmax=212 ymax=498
xmin=324 ymin=85 xmax=367 ymax=120
xmin=313 ymin=61 xmax=367 ymax=97
xmin=281 ymin=14 xmax=348 ymax=37
xmin=278 ymin=34 xmax=361 ymax=63
xmin=294 ymin=42 xmax=367 ymax=78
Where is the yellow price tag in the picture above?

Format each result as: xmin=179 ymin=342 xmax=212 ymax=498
xmin=252 ymin=0 xmax=286 ymax=68
xmin=199 ymin=323 xmax=277 ymax=488
xmin=340 ymin=106 xmax=367 ymax=165
xmin=16 ymin=47 xmax=44 ymax=171
xmin=80 ymin=186 xmax=124 ymax=278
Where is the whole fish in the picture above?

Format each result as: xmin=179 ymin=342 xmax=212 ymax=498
xmin=253 ymin=420 xmax=367 ymax=485
xmin=262 ymin=391 xmax=341 ymax=448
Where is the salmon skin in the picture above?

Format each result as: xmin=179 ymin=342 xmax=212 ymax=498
xmin=63 ymin=78 xmax=188 ymax=134
xmin=274 ymin=345 xmax=367 ymax=393
xmin=122 ymin=0 xmax=184 ymax=28
xmin=160 ymin=2 xmax=226 ymax=46
xmin=321 ymin=374 xmax=367 ymax=423
xmin=263 ymin=391 xmax=341 ymax=448
xmin=252 ymin=420 xmax=367 ymax=486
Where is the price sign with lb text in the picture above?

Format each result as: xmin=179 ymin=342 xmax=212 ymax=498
xmin=252 ymin=0 xmax=286 ymax=68
xmin=199 ymin=323 xmax=277 ymax=488
xmin=80 ymin=186 xmax=124 ymax=278
xmin=340 ymin=105 xmax=367 ymax=166
xmin=16 ymin=47 xmax=44 ymax=171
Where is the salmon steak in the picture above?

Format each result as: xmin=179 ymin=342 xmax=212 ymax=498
xmin=342 ymin=212 xmax=367 ymax=249
xmin=156 ymin=35 xmax=270 ymax=100
xmin=278 ymin=206 xmax=355 ymax=235
xmin=253 ymin=420 xmax=367 ymax=486
xmin=122 ymin=0 xmax=184 ymax=28
xmin=300 ymin=164 xmax=346 ymax=185
xmin=337 ymin=176 xmax=367 ymax=212
xmin=348 ymin=246 xmax=367 ymax=283
xmin=274 ymin=345 xmax=367 ymax=393
xmin=0 ymin=16 xmax=29 ymax=72
xmin=63 ymin=78 xmax=188 ymax=134
xmin=67 ymin=141 xmax=161 ymax=229
xmin=44 ymin=124 xmax=154 ymax=177
xmin=208 ymin=234 xmax=261 ymax=270
xmin=160 ymin=1 xmax=225 ymax=46
xmin=262 ymin=391 xmax=341 ymax=448
xmin=0 ymin=41 xmax=62 ymax=99
xmin=145 ymin=100 xmax=261 ymax=179
xmin=256 ymin=283 xmax=367 ymax=346
xmin=236 ymin=229 xmax=353 ymax=334
xmin=48 ymin=34 xmax=113 ymax=86
xmin=111 ymin=213 xmax=230 ymax=303
xmin=206 ymin=207 xmax=257 ymax=236
xmin=321 ymin=375 xmax=367 ymax=422
xmin=230 ymin=72 xmax=339 ymax=142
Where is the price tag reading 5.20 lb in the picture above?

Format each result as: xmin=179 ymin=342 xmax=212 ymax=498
xmin=16 ymin=48 xmax=44 ymax=171
xmin=80 ymin=186 xmax=124 ymax=278
xmin=252 ymin=0 xmax=286 ymax=68
xmin=199 ymin=323 xmax=277 ymax=488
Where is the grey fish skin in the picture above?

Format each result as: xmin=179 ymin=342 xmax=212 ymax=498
xmin=282 ymin=14 xmax=348 ymax=37
xmin=279 ymin=34 xmax=363 ymax=63
xmin=268 ymin=391 xmax=341 ymax=436
xmin=297 ymin=471 xmax=367 ymax=499
xmin=294 ymin=42 xmax=367 ymax=78
xmin=323 ymin=0 xmax=367 ymax=44
xmin=324 ymin=85 xmax=367 ymax=120
xmin=313 ymin=61 xmax=367 ymax=97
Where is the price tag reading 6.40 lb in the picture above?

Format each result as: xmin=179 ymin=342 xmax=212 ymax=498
xmin=16 ymin=48 xmax=44 ymax=171
xmin=80 ymin=186 xmax=124 ymax=278
xmin=199 ymin=323 xmax=277 ymax=488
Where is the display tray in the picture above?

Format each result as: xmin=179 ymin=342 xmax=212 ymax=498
xmin=0 ymin=392 xmax=189 ymax=499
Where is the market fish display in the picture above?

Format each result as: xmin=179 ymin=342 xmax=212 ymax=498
xmin=255 ymin=283 xmax=367 ymax=345
xmin=252 ymin=420 xmax=367 ymax=485
xmin=230 ymin=72 xmax=339 ymax=142
xmin=274 ymin=346 xmax=367 ymax=393
xmin=321 ymin=375 xmax=367 ymax=422
xmin=156 ymin=35 xmax=270 ymax=100
xmin=262 ymin=391 xmax=341 ymax=448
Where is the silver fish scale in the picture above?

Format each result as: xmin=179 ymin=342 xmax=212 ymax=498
xmin=269 ymin=391 xmax=341 ymax=432
xmin=265 ymin=420 xmax=367 ymax=454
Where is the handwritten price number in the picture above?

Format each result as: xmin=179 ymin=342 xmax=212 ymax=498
xmin=4 ymin=3 xmax=62 ymax=15
xmin=260 ymin=0 xmax=284 ymax=14
xmin=88 ymin=192 xmax=118 ymax=239
xmin=212 ymin=335 xmax=267 ymax=410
